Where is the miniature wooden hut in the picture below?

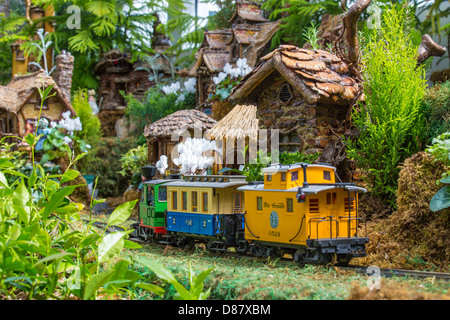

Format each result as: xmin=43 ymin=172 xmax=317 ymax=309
xmin=190 ymin=0 xmax=279 ymax=113
xmin=0 ymin=70 xmax=76 ymax=141
xmin=144 ymin=109 xmax=217 ymax=170
xmin=228 ymin=45 xmax=363 ymax=162
xmin=206 ymin=104 xmax=259 ymax=173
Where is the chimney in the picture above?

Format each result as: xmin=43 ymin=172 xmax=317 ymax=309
xmin=53 ymin=50 xmax=74 ymax=102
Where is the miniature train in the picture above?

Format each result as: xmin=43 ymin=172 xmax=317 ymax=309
xmin=131 ymin=163 xmax=369 ymax=265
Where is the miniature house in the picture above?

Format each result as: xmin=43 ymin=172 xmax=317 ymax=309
xmin=94 ymin=18 xmax=173 ymax=137
xmin=227 ymin=45 xmax=363 ymax=160
xmin=144 ymin=109 xmax=217 ymax=170
xmin=189 ymin=0 xmax=279 ymax=112
xmin=206 ymin=104 xmax=259 ymax=173
xmin=0 ymin=70 xmax=76 ymax=142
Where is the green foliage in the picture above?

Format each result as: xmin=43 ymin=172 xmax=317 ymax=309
xmin=278 ymin=151 xmax=320 ymax=165
xmin=429 ymin=175 xmax=450 ymax=213
xmin=71 ymin=89 xmax=103 ymax=146
xmin=118 ymin=144 xmax=149 ymax=188
xmin=219 ymin=147 xmax=319 ymax=182
xmin=420 ymin=81 xmax=450 ymax=145
xmin=260 ymin=0 xmax=341 ymax=48
xmin=212 ymin=76 xmax=241 ymax=101
xmin=138 ymin=259 xmax=213 ymax=300
xmin=425 ymin=131 xmax=450 ymax=165
xmin=0 ymin=85 xmax=201 ymax=300
xmin=123 ymin=86 xmax=194 ymax=141
xmin=82 ymin=137 xmax=140 ymax=198
xmin=346 ymin=3 xmax=428 ymax=204
xmin=302 ymin=22 xmax=322 ymax=50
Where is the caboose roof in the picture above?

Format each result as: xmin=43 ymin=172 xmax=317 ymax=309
xmin=237 ymin=183 xmax=366 ymax=193
xmin=262 ymin=163 xmax=336 ymax=173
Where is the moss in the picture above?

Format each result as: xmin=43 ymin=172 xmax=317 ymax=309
xmin=387 ymin=152 xmax=450 ymax=267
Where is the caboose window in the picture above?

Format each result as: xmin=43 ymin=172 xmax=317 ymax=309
xmin=287 ymin=198 xmax=293 ymax=213
xmin=182 ymin=191 xmax=188 ymax=211
xmin=266 ymin=174 xmax=272 ymax=182
xmin=172 ymin=191 xmax=178 ymax=210
xmin=290 ymin=171 xmax=298 ymax=181
xmin=327 ymin=192 xmax=337 ymax=205
xmin=257 ymin=197 xmax=263 ymax=211
xmin=202 ymin=192 xmax=208 ymax=212
xmin=323 ymin=170 xmax=331 ymax=181
xmin=158 ymin=186 xmax=167 ymax=202
xmin=192 ymin=191 xmax=198 ymax=212
xmin=281 ymin=172 xmax=286 ymax=182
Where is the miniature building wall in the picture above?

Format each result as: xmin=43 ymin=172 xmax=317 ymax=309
xmin=243 ymin=71 xmax=348 ymax=154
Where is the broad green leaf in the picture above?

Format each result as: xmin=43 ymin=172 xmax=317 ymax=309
xmin=61 ymin=169 xmax=80 ymax=184
xmin=28 ymin=169 xmax=37 ymax=188
xmin=136 ymin=283 xmax=165 ymax=297
xmin=0 ymin=170 xmax=9 ymax=189
xmin=440 ymin=175 xmax=450 ymax=184
xmin=42 ymin=185 xmax=79 ymax=220
xmin=98 ymin=231 xmax=131 ymax=263
xmin=33 ymin=252 xmax=74 ymax=268
xmin=430 ymin=185 xmax=450 ymax=212
xmin=54 ymin=202 xmax=84 ymax=215
xmin=123 ymin=239 xmax=142 ymax=249
xmin=107 ymin=200 xmax=137 ymax=226
xmin=137 ymin=258 xmax=177 ymax=283
xmin=13 ymin=179 xmax=29 ymax=207
xmin=12 ymin=205 xmax=29 ymax=225
xmin=83 ymin=269 xmax=115 ymax=300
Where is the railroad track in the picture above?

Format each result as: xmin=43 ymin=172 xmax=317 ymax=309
xmin=336 ymin=265 xmax=450 ymax=281
xmin=86 ymin=221 xmax=450 ymax=282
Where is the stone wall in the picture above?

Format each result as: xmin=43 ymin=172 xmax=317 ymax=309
xmin=245 ymin=71 xmax=348 ymax=155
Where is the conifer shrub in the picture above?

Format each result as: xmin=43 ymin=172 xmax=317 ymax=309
xmin=346 ymin=4 xmax=427 ymax=205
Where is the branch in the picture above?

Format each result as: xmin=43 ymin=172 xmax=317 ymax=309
xmin=417 ymin=34 xmax=447 ymax=65
xmin=343 ymin=0 xmax=372 ymax=67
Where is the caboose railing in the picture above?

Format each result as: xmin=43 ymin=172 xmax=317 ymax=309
xmin=308 ymin=216 xmax=339 ymax=239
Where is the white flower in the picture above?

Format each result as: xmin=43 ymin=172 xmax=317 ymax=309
xmin=173 ymin=138 xmax=219 ymax=175
xmin=63 ymin=136 xmax=72 ymax=145
xmin=156 ymin=155 xmax=168 ymax=174
xmin=242 ymin=66 xmax=253 ymax=76
xmin=213 ymin=72 xmax=228 ymax=85
xmin=50 ymin=121 xmax=58 ymax=128
xmin=162 ymin=81 xmax=181 ymax=95
xmin=176 ymin=93 xmax=186 ymax=104
xmin=184 ymin=78 xmax=196 ymax=94
xmin=223 ymin=63 xmax=233 ymax=75
xmin=58 ymin=116 xmax=82 ymax=135
xmin=86 ymin=144 xmax=91 ymax=149
xmin=229 ymin=68 xmax=242 ymax=78
xmin=236 ymin=58 xmax=248 ymax=70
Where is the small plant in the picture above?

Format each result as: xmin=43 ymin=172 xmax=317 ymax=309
xmin=425 ymin=131 xmax=450 ymax=166
xmin=118 ymin=144 xmax=149 ymax=188
xmin=211 ymin=59 xmax=253 ymax=101
xmin=302 ymin=22 xmax=322 ymax=50
xmin=138 ymin=260 xmax=214 ymax=300
xmin=25 ymin=28 xmax=56 ymax=76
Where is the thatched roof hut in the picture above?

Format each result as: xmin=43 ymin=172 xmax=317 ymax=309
xmin=0 ymin=70 xmax=76 ymax=140
xmin=206 ymin=104 xmax=259 ymax=174
xmin=0 ymin=70 xmax=74 ymax=115
xmin=206 ymin=104 xmax=259 ymax=142
xmin=144 ymin=109 xmax=217 ymax=169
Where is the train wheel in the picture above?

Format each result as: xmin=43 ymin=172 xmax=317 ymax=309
xmin=336 ymin=254 xmax=352 ymax=266
xmin=236 ymin=240 xmax=249 ymax=255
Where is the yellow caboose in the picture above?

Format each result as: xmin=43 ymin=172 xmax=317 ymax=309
xmin=238 ymin=163 xmax=368 ymax=264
